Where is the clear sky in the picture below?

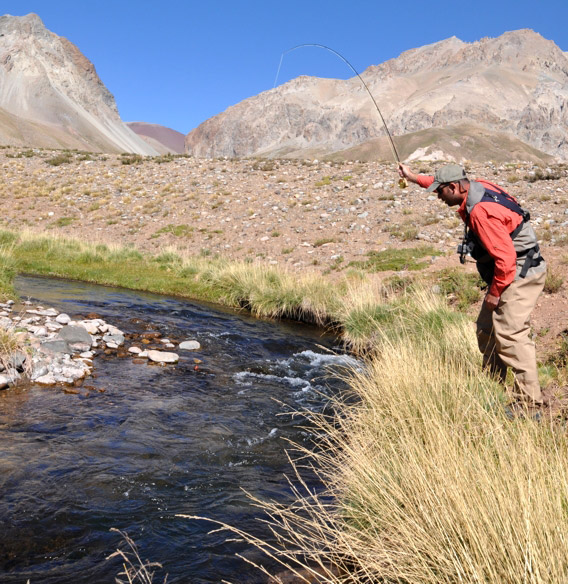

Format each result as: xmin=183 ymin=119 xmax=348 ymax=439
xmin=2 ymin=0 xmax=567 ymax=135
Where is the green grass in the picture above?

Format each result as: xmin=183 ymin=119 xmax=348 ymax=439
xmin=348 ymin=246 xmax=441 ymax=272
xmin=436 ymin=267 xmax=483 ymax=311
xmin=151 ymin=224 xmax=195 ymax=239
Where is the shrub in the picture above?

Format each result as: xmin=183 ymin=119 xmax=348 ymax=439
xmin=544 ymin=269 xmax=564 ymax=294
xmin=45 ymin=153 xmax=72 ymax=166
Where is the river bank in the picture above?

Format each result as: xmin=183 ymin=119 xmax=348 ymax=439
xmin=2 ymin=149 xmax=568 ymax=582
xmin=1 ymin=275 xmax=352 ymax=583
xmin=1 ymin=147 xmax=568 ymax=361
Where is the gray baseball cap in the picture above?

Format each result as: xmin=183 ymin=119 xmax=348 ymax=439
xmin=426 ymin=164 xmax=468 ymax=192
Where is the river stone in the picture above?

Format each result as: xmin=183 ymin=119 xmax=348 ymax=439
xmin=56 ymin=313 xmax=71 ymax=325
xmin=39 ymin=308 xmax=59 ymax=317
xmin=56 ymin=325 xmax=93 ymax=346
xmin=4 ymin=369 xmax=20 ymax=383
xmin=0 ymin=374 xmax=11 ymax=389
xmin=103 ymin=333 xmax=125 ymax=346
xmin=0 ymin=316 xmax=13 ymax=329
xmin=128 ymin=347 xmax=142 ymax=354
xmin=79 ymin=321 xmax=100 ymax=335
xmin=31 ymin=364 xmax=49 ymax=380
xmin=179 ymin=340 xmax=201 ymax=351
xmin=35 ymin=372 xmax=57 ymax=385
xmin=40 ymin=339 xmax=71 ymax=354
xmin=147 ymin=350 xmax=179 ymax=364
xmin=8 ymin=351 xmax=27 ymax=371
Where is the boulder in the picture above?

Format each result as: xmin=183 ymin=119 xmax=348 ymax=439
xmin=40 ymin=339 xmax=71 ymax=354
xmin=56 ymin=324 xmax=93 ymax=347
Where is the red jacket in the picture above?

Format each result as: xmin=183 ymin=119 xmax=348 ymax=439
xmin=416 ymin=175 xmax=522 ymax=297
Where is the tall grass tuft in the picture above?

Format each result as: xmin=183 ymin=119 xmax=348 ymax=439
xmin=186 ymin=290 xmax=568 ymax=583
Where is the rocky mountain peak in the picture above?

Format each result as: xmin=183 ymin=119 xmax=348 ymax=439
xmin=0 ymin=13 xmax=155 ymax=154
xmin=185 ymin=29 xmax=568 ymax=162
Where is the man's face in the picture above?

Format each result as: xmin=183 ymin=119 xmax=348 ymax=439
xmin=436 ymin=183 xmax=463 ymax=207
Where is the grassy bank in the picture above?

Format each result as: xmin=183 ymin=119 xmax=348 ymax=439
xmin=191 ymin=291 xmax=568 ymax=583
xmin=0 ymin=229 xmax=450 ymax=351
xmin=4 ymin=229 xmax=567 ymax=582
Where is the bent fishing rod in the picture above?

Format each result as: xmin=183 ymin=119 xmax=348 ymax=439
xmin=275 ymin=43 xmax=407 ymax=188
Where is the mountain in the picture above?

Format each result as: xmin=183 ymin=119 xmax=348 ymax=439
xmin=185 ymin=30 xmax=568 ymax=163
xmin=126 ymin=122 xmax=185 ymax=154
xmin=0 ymin=13 xmax=157 ymax=154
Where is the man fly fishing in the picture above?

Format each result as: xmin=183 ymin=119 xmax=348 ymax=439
xmin=398 ymin=162 xmax=547 ymax=407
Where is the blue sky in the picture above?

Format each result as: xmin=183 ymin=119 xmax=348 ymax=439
xmin=3 ymin=0 xmax=567 ymax=135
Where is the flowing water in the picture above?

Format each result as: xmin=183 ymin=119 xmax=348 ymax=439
xmin=0 ymin=276 xmax=358 ymax=583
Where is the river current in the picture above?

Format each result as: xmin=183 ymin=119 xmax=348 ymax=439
xmin=0 ymin=276 xmax=357 ymax=583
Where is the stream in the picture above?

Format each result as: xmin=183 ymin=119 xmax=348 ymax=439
xmin=0 ymin=275 xmax=358 ymax=583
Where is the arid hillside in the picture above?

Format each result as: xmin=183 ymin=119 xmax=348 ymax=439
xmin=2 ymin=146 xmax=568 ymax=363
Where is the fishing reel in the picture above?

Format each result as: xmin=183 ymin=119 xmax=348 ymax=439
xmin=457 ymin=240 xmax=475 ymax=264
xmin=398 ymin=178 xmax=408 ymax=189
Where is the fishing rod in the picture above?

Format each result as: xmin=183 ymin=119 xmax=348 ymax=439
xmin=274 ymin=43 xmax=407 ymax=187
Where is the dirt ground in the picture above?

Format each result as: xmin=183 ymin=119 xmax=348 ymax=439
xmin=1 ymin=148 xmax=567 ymax=363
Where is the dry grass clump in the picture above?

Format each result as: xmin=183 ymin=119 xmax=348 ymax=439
xmin=186 ymin=290 xmax=568 ymax=583
xmin=199 ymin=261 xmax=343 ymax=325
xmin=107 ymin=529 xmax=167 ymax=584
xmin=0 ymin=327 xmax=25 ymax=373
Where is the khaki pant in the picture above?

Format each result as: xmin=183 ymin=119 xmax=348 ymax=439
xmin=476 ymin=269 xmax=546 ymax=403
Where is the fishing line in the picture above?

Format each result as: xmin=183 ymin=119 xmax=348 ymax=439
xmin=274 ymin=43 xmax=403 ymax=167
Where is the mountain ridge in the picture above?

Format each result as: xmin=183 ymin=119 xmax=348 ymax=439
xmin=185 ymin=29 xmax=568 ymax=163
xmin=0 ymin=13 xmax=157 ymax=154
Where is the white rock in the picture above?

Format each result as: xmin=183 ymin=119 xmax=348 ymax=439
xmin=128 ymin=346 xmax=142 ymax=354
xmin=147 ymin=350 xmax=179 ymax=364
xmin=80 ymin=321 xmax=100 ymax=335
xmin=35 ymin=373 xmax=56 ymax=385
xmin=179 ymin=340 xmax=201 ymax=351
xmin=56 ymin=313 xmax=71 ymax=324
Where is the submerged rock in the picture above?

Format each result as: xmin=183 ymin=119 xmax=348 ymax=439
xmin=179 ymin=340 xmax=201 ymax=351
xmin=147 ymin=350 xmax=179 ymax=364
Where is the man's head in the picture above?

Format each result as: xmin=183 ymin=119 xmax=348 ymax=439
xmin=426 ymin=164 xmax=469 ymax=207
